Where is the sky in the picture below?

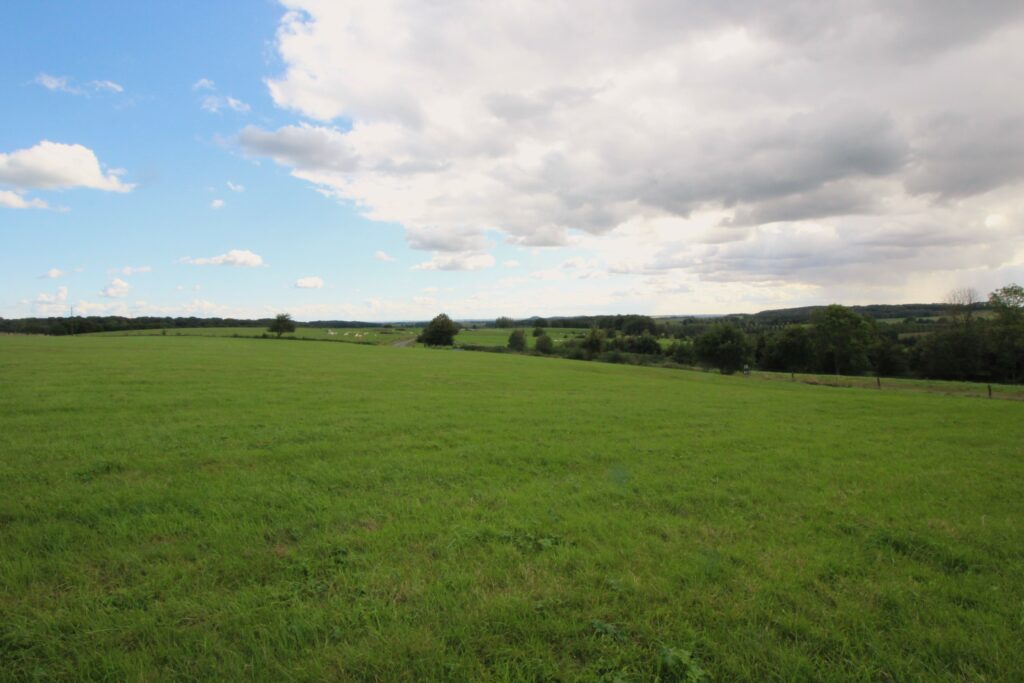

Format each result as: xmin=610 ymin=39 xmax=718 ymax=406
xmin=3 ymin=1 xmax=1024 ymax=322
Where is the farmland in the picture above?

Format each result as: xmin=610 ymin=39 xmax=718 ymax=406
xmin=93 ymin=325 xmax=420 ymax=346
xmin=1 ymin=334 xmax=1023 ymax=681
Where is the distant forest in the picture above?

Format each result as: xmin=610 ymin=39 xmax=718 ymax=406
xmin=0 ymin=316 xmax=398 ymax=336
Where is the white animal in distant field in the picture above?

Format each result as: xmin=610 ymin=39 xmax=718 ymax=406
xmin=327 ymin=329 xmax=336 ymax=336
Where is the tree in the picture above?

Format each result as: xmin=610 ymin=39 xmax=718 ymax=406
xmin=495 ymin=316 xmax=515 ymax=328
xmin=268 ymin=313 xmax=296 ymax=338
xmin=694 ymin=322 xmax=752 ymax=374
xmin=668 ymin=341 xmax=694 ymax=365
xmin=760 ymin=326 xmax=814 ymax=372
xmin=419 ymin=313 xmax=459 ymax=346
xmin=535 ymin=334 xmax=554 ymax=354
xmin=810 ymin=305 xmax=875 ymax=375
xmin=945 ymin=287 xmax=981 ymax=327
xmin=508 ymin=328 xmax=527 ymax=351
xmin=988 ymin=284 xmax=1024 ymax=382
xmin=581 ymin=327 xmax=605 ymax=355
xmin=532 ymin=326 xmax=544 ymax=337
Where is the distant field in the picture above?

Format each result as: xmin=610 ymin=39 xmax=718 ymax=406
xmin=92 ymin=326 xmax=420 ymax=345
xmin=2 ymin=335 xmax=1023 ymax=680
xmin=456 ymin=327 xmax=582 ymax=348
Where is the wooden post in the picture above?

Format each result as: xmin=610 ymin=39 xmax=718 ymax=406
xmin=876 ymin=376 xmax=881 ymax=390
xmin=988 ymin=384 xmax=993 ymax=399
xmin=791 ymin=372 xmax=795 ymax=382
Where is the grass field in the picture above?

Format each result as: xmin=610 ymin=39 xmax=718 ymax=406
xmin=93 ymin=326 xmax=421 ymax=346
xmin=2 ymin=335 xmax=1023 ymax=681
xmin=456 ymin=327 xmax=582 ymax=349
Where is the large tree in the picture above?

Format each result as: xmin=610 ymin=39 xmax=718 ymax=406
xmin=811 ymin=305 xmax=876 ymax=375
xmin=694 ymin=322 xmax=752 ymax=374
xmin=419 ymin=313 xmax=459 ymax=346
xmin=268 ymin=313 xmax=296 ymax=338
xmin=988 ymin=284 xmax=1024 ymax=382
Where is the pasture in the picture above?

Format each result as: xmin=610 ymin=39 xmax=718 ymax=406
xmin=93 ymin=325 xmax=420 ymax=346
xmin=1 ymin=334 xmax=1022 ymax=681
xmin=456 ymin=327 xmax=582 ymax=349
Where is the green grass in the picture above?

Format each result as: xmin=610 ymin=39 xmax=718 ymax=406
xmin=2 ymin=335 xmax=1023 ymax=681
xmin=456 ymin=327 xmax=582 ymax=349
xmin=92 ymin=326 xmax=420 ymax=345
xmin=745 ymin=369 xmax=1024 ymax=400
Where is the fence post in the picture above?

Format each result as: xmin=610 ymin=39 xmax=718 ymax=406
xmin=876 ymin=376 xmax=881 ymax=390
xmin=988 ymin=384 xmax=993 ymax=399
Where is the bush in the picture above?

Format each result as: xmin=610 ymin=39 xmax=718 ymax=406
xmin=668 ymin=341 xmax=694 ymax=365
xmin=532 ymin=326 xmax=544 ymax=337
xmin=508 ymin=329 xmax=527 ymax=351
xmin=535 ymin=334 xmax=554 ymax=354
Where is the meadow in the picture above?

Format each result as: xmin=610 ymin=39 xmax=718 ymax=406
xmin=1 ymin=334 xmax=1022 ymax=681
xmin=93 ymin=326 xmax=421 ymax=346
xmin=456 ymin=327 xmax=583 ymax=349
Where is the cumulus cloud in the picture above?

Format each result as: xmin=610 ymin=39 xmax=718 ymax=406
xmin=235 ymin=0 xmax=1024 ymax=298
xmin=101 ymin=278 xmax=130 ymax=298
xmin=374 ymin=250 xmax=395 ymax=262
xmin=43 ymin=268 xmax=64 ymax=279
xmin=0 ymin=141 xmax=132 ymax=192
xmin=294 ymin=276 xmax=324 ymax=288
xmin=34 ymin=285 xmax=69 ymax=315
xmin=192 ymin=78 xmax=216 ymax=91
xmin=182 ymin=249 xmax=264 ymax=267
xmin=226 ymin=181 xmax=244 ymax=192
xmin=211 ymin=198 xmax=225 ymax=209
xmin=0 ymin=190 xmax=49 ymax=209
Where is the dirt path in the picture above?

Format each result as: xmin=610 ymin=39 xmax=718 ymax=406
xmin=391 ymin=339 xmax=415 ymax=348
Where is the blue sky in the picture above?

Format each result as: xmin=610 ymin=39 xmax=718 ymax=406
xmin=3 ymin=2 xmax=1023 ymax=321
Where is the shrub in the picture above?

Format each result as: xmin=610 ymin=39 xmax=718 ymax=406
xmin=535 ymin=334 xmax=554 ymax=354
xmin=508 ymin=329 xmax=527 ymax=352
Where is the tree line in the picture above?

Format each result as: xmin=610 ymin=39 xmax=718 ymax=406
xmin=479 ymin=284 xmax=1024 ymax=384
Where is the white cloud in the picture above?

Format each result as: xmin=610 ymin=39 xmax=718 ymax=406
xmin=34 ymin=285 xmax=69 ymax=315
xmin=226 ymin=181 xmax=245 ymax=192
xmin=236 ymin=0 xmax=1024 ymax=304
xmin=202 ymin=95 xmax=250 ymax=114
xmin=211 ymin=198 xmax=225 ymax=209
xmin=0 ymin=190 xmax=49 ymax=209
xmin=294 ymin=276 xmax=325 ymax=288
xmin=35 ymin=74 xmax=124 ymax=95
xmin=101 ymin=278 xmax=130 ymax=298
xmin=36 ymin=73 xmax=74 ymax=92
xmin=374 ymin=250 xmax=395 ymax=262
xmin=43 ymin=268 xmax=64 ymax=279
xmin=192 ymin=78 xmax=216 ymax=91
xmin=88 ymin=80 xmax=123 ymax=93
xmin=182 ymin=249 xmax=265 ymax=267
xmin=503 ymin=260 xmax=521 ymax=268
xmin=0 ymin=141 xmax=132 ymax=192
xmin=412 ymin=252 xmax=495 ymax=271
xmin=115 ymin=265 xmax=152 ymax=276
